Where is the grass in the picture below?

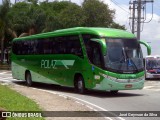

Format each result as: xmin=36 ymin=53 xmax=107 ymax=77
xmin=0 ymin=84 xmax=45 ymax=120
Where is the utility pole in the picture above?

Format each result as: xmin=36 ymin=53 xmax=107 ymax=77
xmin=129 ymin=1 xmax=136 ymax=34
xmin=137 ymin=0 xmax=141 ymax=40
xmin=129 ymin=0 xmax=154 ymax=40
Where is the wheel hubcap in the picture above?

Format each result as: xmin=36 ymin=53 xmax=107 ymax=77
xmin=27 ymin=74 xmax=31 ymax=84
xmin=78 ymin=80 xmax=82 ymax=90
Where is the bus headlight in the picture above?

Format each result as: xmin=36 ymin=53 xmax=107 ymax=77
xmin=137 ymin=76 xmax=145 ymax=81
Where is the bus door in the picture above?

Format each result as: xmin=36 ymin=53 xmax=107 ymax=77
xmin=84 ymin=39 xmax=105 ymax=88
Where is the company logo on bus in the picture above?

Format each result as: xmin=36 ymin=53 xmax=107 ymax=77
xmin=41 ymin=60 xmax=75 ymax=69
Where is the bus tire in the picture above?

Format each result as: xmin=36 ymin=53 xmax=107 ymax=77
xmin=75 ymin=76 xmax=85 ymax=94
xmin=110 ymin=90 xmax=118 ymax=94
xmin=25 ymin=71 xmax=32 ymax=87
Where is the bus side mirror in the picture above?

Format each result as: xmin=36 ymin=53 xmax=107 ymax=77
xmin=139 ymin=40 xmax=151 ymax=55
xmin=91 ymin=38 xmax=107 ymax=55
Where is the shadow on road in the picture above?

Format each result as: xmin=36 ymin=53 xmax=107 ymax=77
xmin=12 ymin=81 xmax=144 ymax=98
xmin=145 ymin=78 xmax=160 ymax=81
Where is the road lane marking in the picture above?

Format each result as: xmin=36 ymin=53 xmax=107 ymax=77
xmin=31 ymin=88 xmax=125 ymax=120
xmin=0 ymin=77 xmax=13 ymax=80
xmin=143 ymin=86 xmax=154 ymax=89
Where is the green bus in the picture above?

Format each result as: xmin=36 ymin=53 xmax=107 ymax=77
xmin=11 ymin=27 xmax=151 ymax=94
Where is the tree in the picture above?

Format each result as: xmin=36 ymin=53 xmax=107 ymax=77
xmin=40 ymin=1 xmax=62 ymax=32
xmin=58 ymin=2 xmax=85 ymax=29
xmin=40 ymin=1 xmax=85 ymax=32
xmin=110 ymin=22 xmax=125 ymax=29
xmin=8 ymin=2 xmax=46 ymax=37
xmin=82 ymin=0 xmax=124 ymax=29
xmin=0 ymin=0 xmax=11 ymax=63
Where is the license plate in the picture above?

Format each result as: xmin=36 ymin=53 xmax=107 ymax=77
xmin=125 ymin=84 xmax=132 ymax=88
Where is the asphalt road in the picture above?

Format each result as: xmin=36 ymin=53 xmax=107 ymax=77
xmin=0 ymin=70 xmax=160 ymax=120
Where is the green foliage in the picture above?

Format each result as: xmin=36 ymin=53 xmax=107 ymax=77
xmin=8 ymin=2 xmax=31 ymax=34
xmin=40 ymin=1 xmax=85 ymax=32
xmin=8 ymin=2 xmax=46 ymax=36
xmin=0 ymin=84 xmax=44 ymax=120
xmin=110 ymin=22 xmax=126 ymax=30
xmin=7 ymin=0 xmax=125 ymax=34
xmin=0 ymin=0 xmax=12 ymax=63
xmin=0 ymin=0 xmax=10 ymax=37
xmin=0 ymin=0 xmax=125 ymax=56
xmin=82 ymin=0 xmax=115 ymax=27
xmin=57 ymin=2 xmax=85 ymax=29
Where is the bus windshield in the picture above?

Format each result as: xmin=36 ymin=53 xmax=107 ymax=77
xmin=104 ymin=38 xmax=144 ymax=73
xmin=146 ymin=57 xmax=160 ymax=70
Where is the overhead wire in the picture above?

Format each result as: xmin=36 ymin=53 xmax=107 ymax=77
xmin=110 ymin=0 xmax=130 ymax=14
xmin=110 ymin=0 xmax=131 ymax=31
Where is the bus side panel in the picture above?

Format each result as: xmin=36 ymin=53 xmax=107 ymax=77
xmin=11 ymin=61 xmax=26 ymax=80
xmin=24 ymin=55 xmax=61 ymax=85
xmin=11 ymin=54 xmax=26 ymax=80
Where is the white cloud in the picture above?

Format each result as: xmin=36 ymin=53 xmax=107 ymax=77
xmin=141 ymin=14 xmax=160 ymax=41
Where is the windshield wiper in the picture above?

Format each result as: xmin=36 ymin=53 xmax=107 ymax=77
xmin=122 ymin=47 xmax=127 ymax=62
xmin=123 ymin=48 xmax=138 ymax=71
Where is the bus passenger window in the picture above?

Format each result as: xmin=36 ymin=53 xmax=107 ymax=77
xmin=43 ymin=39 xmax=52 ymax=54
xmin=67 ymin=35 xmax=83 ymax=57
xmin=51 ymin=40 xmax=58 ymax=54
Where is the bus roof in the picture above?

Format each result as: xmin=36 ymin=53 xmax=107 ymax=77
xmin=13 ymin=27 xmax=136 ymax=41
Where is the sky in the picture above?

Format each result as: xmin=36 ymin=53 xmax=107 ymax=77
xmin=0 ymin=0 xmax=160 ymax=55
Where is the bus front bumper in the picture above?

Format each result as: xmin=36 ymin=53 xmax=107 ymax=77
xmin=146 ymin=73 xmax=160 ymax=79
xmin=93 ymin=78 xmax=145 ymax=91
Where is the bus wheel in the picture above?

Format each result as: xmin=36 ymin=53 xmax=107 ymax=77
xmin=25 ymin=71 xmax=32 ymax=87
xmin=75 ymin=76 xmax=85 ymax=94
xmin=110 ymin=90 xmax=118 ymax=94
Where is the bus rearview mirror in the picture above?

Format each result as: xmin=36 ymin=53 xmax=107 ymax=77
xmin=139 ymin=40 xmax=151 ymax=55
